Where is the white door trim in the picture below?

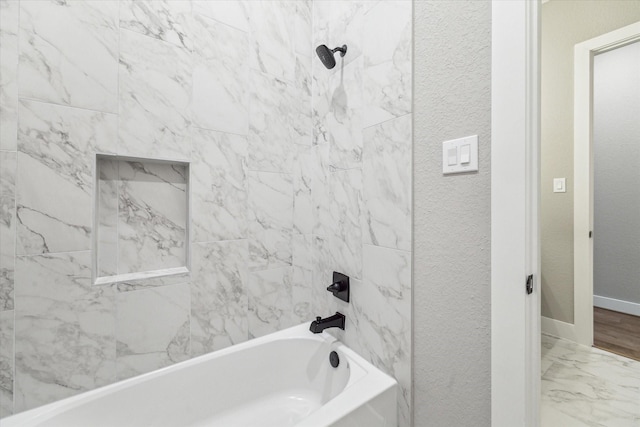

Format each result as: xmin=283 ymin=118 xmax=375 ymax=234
xmin=491 ymin=1 xmax=540 ymax=426
xmin=573 ymin=21 xmax=640 ymax=346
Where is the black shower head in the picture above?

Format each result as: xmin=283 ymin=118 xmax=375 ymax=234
xmin=316 ymin=44 xmax=348 ymax=69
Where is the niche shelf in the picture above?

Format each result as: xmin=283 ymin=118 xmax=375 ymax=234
xmin=93 ymin=154 xmax=190 ymax=285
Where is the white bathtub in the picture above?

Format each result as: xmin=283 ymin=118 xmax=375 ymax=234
xmin=3 ymin=323 xmax=397 ymax=427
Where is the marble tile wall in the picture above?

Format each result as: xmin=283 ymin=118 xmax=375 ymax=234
xmin=309 ymin=2 xmax=413 ymax=426
xmin=0 ymin=0 xmax=412 ymax=423
xmin=0 ymin=0 xmax=311 ymax=417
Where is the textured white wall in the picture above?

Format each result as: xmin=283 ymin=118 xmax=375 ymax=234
xmin=413 ymin=1 xmax=492 ymax=426
xmin=593 ymin=41 xmax=640 ymax=306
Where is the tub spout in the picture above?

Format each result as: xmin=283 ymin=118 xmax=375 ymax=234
xmin=309 ymin=312 xmax=345 ymax=334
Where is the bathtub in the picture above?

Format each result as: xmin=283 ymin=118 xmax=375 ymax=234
xmin=3 ymin=323 xmax=397 ymax=427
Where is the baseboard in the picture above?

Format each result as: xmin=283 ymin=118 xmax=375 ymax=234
xmin=541 ymin=316 xmax=577 ymax=342
xmin=594 ymin=295 xmax=640 ymax=317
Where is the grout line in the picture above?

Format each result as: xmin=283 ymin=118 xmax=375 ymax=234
xmin=193 ymin=7 xmax=249 ymax=35
xmin=362 ymin=112 xmax=413 ymax=131
xmin=15 ymin=249 xmax=92 ymax=259
xmin=191 ymin=124 xmax=248 ymax=139
xmin=16 ymin=96 xmax=118 ymax=116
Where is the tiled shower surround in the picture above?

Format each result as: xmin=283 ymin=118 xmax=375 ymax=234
xmin=0 ymin=0 xmax=412 ymax=425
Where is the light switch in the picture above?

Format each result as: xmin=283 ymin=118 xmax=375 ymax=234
xmin=553 ymin=178 xmax=566 ymax=193
xmin=448 ymin=148 xmax=457 ymax=166
xmin=442 ymin=135 xmax=478 ymax=174
xmin=460 ymin=144 xmax=470 ymax=164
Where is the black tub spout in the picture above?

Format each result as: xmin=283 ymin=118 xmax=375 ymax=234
xmin=309 ymin=312 xmax=346 ymax=334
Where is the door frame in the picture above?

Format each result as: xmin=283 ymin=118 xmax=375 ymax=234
xmin=491 ymin=1 xmax=540 ymax=426
xmin=573 ymin=21 xmax=640 ymax=346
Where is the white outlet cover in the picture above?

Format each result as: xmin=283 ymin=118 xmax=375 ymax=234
xmin=442 ymin=135 xmax=479 ymax=174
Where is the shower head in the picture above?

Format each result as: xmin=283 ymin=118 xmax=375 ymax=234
xmin=316 ymin=44 xmax=348 ymax=69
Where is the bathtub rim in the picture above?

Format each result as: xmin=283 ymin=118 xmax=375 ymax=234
xmin=3 ymin=322 xmax=397 ymax=427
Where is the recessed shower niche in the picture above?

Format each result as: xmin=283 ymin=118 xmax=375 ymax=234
xmin=94 ymin=155 xmax=190 ymax=285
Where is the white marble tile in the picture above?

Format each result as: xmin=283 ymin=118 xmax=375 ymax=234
xmin=14 ymin=252 xmax=116 ymax=412
xmin=247 ymin=172 xmax=293 ymax=270
xmin=247 ymin=267 xmax=293 ymax=339
xmin=191 ymin=14 xmax=248 ymax=136
xmin=248 ymin=230 xmax=293 ymax=273
xmin=118 ymin=29 xmax=192 ymax=160
xmin=292 ymin=266 xmax=313 ymax=326
xmin=362 ymin=114 xmax=412 ymax=251
xmin=96 ymin=158 xmax=119 ymax=278
xmin=0 ymin=152 xmax=15 ymax=311
xmin=293 ymin=234 xmax=314 ymax=272
xmin=117 ymin=161 xmax=188 ymax=275
xmin=313 ymin=57 xmax=363 ymax=168
xmin=293 ymin=1 xmax=312 ymax=59
xmin=542 ymin=334 xmax=640 ymax=385
xmin=363 ymin=1 xmax=411 ymax=128
xmin=248 ymin=70 xmax=298 ymax=173
xmin=0 ymin=0 xmax=19 ymax=151
xmin=120 ymin=0 xmax=193 ymax=50
xmin=358 ymin=245 xmax=412 ymax=427
xmin=193 ymin=0 xmax=250 ymax=33
xmin=191 ymin=241 xmax=248 ymax=357
xmin=116 ymin=283 xmax=190 ymax=381
xmin=541 ymin=334 xmax=640 ymax=427
xmin=295 ymin=54 xmax=313 ymax=147
xmin=16 ymin=100 xmax=117 ymax=255
xmin=191 ymin=127 xmax=248 ymax=243
xmin=19 ymin=0 xmax=119 ymax=112
xmin=248 ymin=1 xmax=297 ymax=82
xmin=315 ymin=169 xmax=363 ymax=280
xmin=293 ymin=145 xmax=315 ymax=235
xmin=542 ymin=404 xmax=591 ymax=427
xmin=0 ymin=310 xmax=13 ymax=418
xmin=290 ymin=233 xmax=313 ymax=325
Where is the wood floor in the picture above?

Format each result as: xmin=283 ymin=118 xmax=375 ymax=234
xmin=593 ymin=307 xmax=640 ymax=361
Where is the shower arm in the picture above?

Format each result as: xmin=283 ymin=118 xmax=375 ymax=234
xmin=331 ymin=45 xmax=348 ymax=57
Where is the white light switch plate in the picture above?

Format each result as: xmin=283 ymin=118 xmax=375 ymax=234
xmin=553 ymin=178 xmax=566 ymax=193
xmin=442 ymin=135 xmax=479 ymax=174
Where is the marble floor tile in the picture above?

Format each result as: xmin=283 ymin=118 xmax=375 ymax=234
xmin=542 ymin=334 xmax=640 ymax=427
